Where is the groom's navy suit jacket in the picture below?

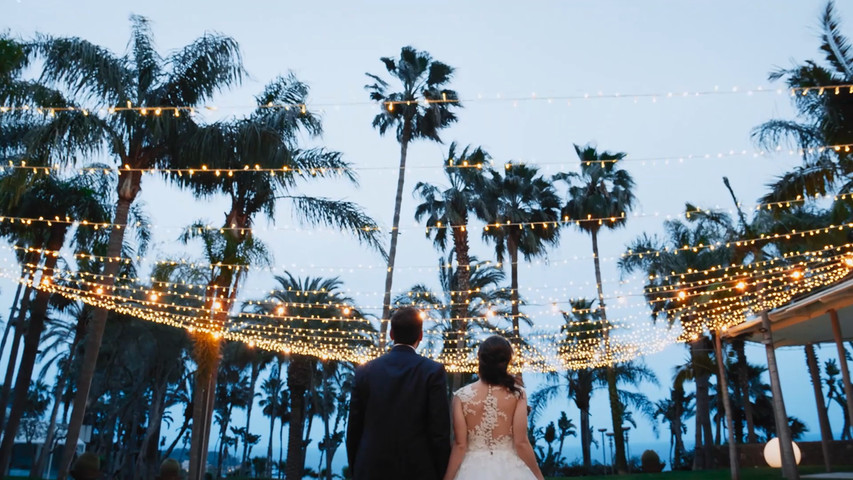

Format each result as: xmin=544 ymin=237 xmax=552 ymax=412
xmin=346 ymin=344 xmax=451 ymax=480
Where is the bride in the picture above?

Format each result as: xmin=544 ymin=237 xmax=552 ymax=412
xmin=443 ymin=336 xmax=545 ymax=480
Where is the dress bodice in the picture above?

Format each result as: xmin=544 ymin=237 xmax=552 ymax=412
xmin=454 ymin=382 xmax=523 ymax=452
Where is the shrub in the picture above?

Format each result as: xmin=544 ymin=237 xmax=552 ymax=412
xmin=641 ymin=449 xmax=665 ymax=473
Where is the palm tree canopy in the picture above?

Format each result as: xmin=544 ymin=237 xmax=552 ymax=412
xmin=555 ymin=143 xmax=636 ymax=237
xmin=414 ymin=142 xmax=491 ymax=250
xmin=172 ymin=75 xmax=385 ymax=256
xmin=753 ymin=2 xmax=853 ymax=201
xmin=24 ymin=15 xmax=244 ymax=168
xmin=365 ymin=46 xmax=460 ymax=143
xmin=480 ymin=163 xmax=561 ymax=263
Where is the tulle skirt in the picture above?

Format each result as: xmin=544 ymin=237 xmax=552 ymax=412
xmin=453 ymin=448 xmax=538 ymax=480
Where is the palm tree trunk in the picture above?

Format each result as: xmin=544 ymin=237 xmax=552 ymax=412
xmin=33 ymin=320 xmax=83 ymax=480
xmin=267 ymin=411 xmax=276 ymax=477
xmin=579 ymin=404 xmax=591 ymax=469
xmin=509 ymin=233 xmax=520 ymax=339
xmin=135 ymin=379 xmax=167 ymax=480
xmin=450 ymin=225 xmax=471 ymax=391
xmin=589 ymin=229 xmax=626 ymax=474
xmin=691 ymin=337 xmax=713 ymax=470
xmin=673 ymin=387 xmax=685 ymax=468
xmin=379 ymin=120 xmax=414 ymax=349
xmin=714 ymin=333 xmax=740 ymax=480
xmin=242 ymin=360 xmax=260 ymax=472
xmin=189 ymin=333 xmax=221 ymax=480
xmin=0 ymin=276 xmax=35 ymax=431
xmin=285 ymin=355 xmax=312 ymax=480
xmin=734 ymin=340 xmax=756 ymax=443
xmin=58 ymin=177 xmax=138 ymax=480
xmin=278 ymin=416 xmax=285 ymax=479
xmin=32 ymin=362 xmax=68 ymax=479
xmin=805 ymin=344 xmax=833 ymax=471
xmin=0 ymin=225 xmax=68 ymax=475
xmin=0 ymin=264 xmax=26 ymax=366
xmin=163 ymin=417 xmax=191 ymax=460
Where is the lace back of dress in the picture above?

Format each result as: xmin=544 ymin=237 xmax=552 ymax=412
xmin=456 ymin=382 xmax=520 ymax=452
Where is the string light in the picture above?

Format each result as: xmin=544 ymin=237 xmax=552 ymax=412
xmin=2 ymin=82 xmax=850 ymax=118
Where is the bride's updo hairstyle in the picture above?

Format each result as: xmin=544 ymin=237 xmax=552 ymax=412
xmin=477 ymin=336 xmax=520 ymax=395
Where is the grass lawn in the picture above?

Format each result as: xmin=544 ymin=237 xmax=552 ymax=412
xmin=548 ymin=465 xmax=853 ymax=480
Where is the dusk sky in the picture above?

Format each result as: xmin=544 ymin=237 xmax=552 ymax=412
xmin=4 ymin=0 xmax=850 ymax=463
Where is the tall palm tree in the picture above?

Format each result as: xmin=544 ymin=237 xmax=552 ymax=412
xmin=365 ymin=46 xmax=461 ymax=347
xmin=414 ymin=142 xmax=490 ymax=362
xmin=555 ymin=143 xmax=635 ymax=473
xmin=245 ymin=274 xmax=372 ymax=480
xmin=481 ymin=163 xmax=561 ymax=341
xmin=172 ymin=74 xmax=383 ymax=480
xmin=0 ymin=169 xmax=112 ymax=475
xmin=26 ymin=18 xmax=245 ymax=477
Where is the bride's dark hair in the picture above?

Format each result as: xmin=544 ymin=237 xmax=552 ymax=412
xmin=477 ymin=336 xmax=519 ymax=394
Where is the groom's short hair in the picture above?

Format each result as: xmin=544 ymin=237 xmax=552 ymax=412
xmin=390 ymin=307 xmax=422 ymax=345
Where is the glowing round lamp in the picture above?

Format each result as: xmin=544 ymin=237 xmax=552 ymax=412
xmin=763 ymin=437 xmax=802 ymax=468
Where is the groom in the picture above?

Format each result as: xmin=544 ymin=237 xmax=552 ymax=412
xmin=346 ymin=306 xmax=451 ymax=480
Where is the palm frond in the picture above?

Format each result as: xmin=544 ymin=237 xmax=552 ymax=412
xmin=284 ymin=195 xmax=386 ymax=259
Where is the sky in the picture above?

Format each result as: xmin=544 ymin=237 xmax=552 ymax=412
xmin=3 ymin=0 xmax=852 ymax=469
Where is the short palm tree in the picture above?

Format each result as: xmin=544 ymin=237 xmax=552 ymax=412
xmin=25 ymin=18 xmax=245 ymax=475
xmin=529 ymin=298 xmax=600 ymax=470
xmin=619 ymin=215 xmax=733 ymax=470
xmin=395 ymin=252 xmax=510 ymax=387
xmin=480 ymin=163 xmax=561 ymax=341
xmin=244 ymin=274 xmax=371 ymax=480
xmin=259 ymin=361 xmax=285 ymax=477
xmin=554 ymin=142 xmax=636 ymax=473
xmin=366 ymin=46 xmax=461 ymax=346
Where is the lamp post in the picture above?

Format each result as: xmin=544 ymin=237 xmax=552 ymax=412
xmin=606 ymin=432 xmax=615 ymax=475
xmin=622 ymin=426 xmax=632 ymax=472
xmin=598 ymin=428 xmax=608 ymax=473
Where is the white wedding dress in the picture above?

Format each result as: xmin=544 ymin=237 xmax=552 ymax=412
xmin=451 ymin=382 xmax=538 ymax=480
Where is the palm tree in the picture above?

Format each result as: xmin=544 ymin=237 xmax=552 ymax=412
xmin=555 ymin=143 xmax=636 ymax=473
xmin=619 ymin=213 xmax=734 ymax=470
xmin=752 ymin=1 xmax=853 ymax=205
xmin=26 ymin=18 xmax=245 ymax=477
xmin=259 ymin=361 xmax=284 ymax=477
xmin=395 ymin=253 xmax=511 ymax=384
xmin=365 ymin=46 xmax=461 ymax=346
xmin=653 ymin=385 xmax=695 ymax=471
xmin=171 ymin=75 xmax=383 ymax=479
xmin=529 ymin=298 xmax=600 ymax=470
xmin=481 ymin=163 xmax=561 ymax=341
xmin=0 ymin=169 xmax=112 ymax=475
xmin=245 ymin=274 xmax=372 ymax=480
xmin=414 ymin=142 xmax=490 ymax=362
xmin=531 ymin=357 xmax=659 ymax=472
